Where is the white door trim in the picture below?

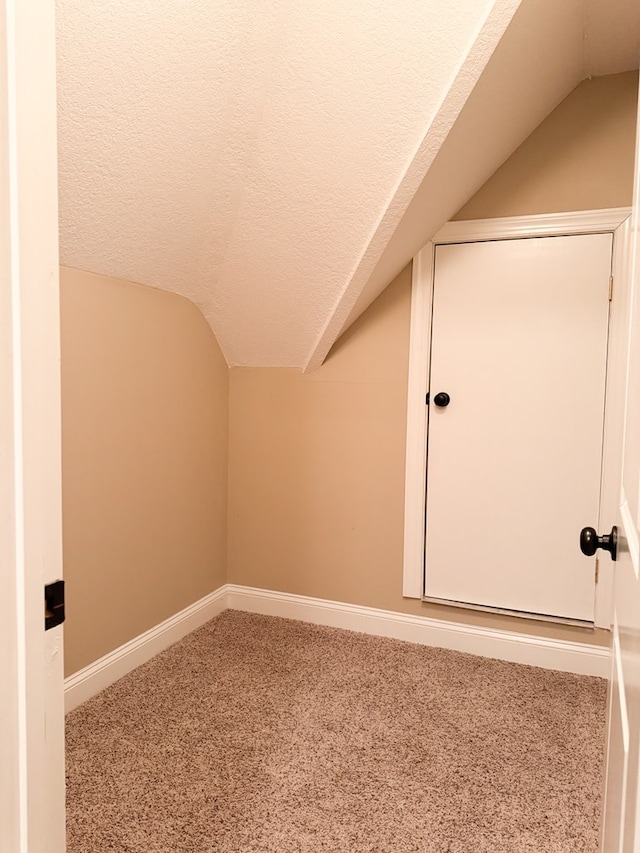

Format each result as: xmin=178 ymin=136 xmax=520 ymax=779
xmin=0 ymin=0 xmax=64 ymax=849
xmin=402 ymin=245 xmax=434 ymax=597
xmin=432 ymin=207 xmax=632 ymax=244
xmin=225 ymin=586 xmax=610 ymax=678
xmin=64 ymin=587 xmax=228 ymax=713
xmin=403 ymin=208 xmax=632 ymax=629
xmin=63 ymin=585 xmax=610 ymax=712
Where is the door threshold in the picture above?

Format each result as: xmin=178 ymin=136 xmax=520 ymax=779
xmin=421 ymin=596 xmax=594 ymax=629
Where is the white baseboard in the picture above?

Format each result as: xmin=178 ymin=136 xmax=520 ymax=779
xmin=64 ymin=586 xmax=227 ymax=713
xmin=65 ymin=584 xmax=611 ymax=712
xmin=225 ymin=585 xmax=611 ymax=678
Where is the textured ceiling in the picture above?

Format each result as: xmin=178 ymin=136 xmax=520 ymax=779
xmin=56 ymin=0 xmax=520 ymax=366
xmin=56 ymin=0 xmax=639 ymax=368
xmin=312 ymin=0 xmax=640 ymax=368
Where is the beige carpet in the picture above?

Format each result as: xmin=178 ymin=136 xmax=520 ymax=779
xmin=66 ymin=611 xmax=607 ymax=852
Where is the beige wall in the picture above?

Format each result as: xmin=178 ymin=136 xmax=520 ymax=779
xmin=455 ymin=71 xmax=638 ymax=220
xmin=61 ymin=268 xmax=229 ymax=675
xmin=228 ymin=270 xmax=411 ymax=608
xmin=228 ymin=269 xmax=606 ymax=645
xmin=63 ymin=72 xmax=635 ymax=673
xmin=228 ymin=72 xmax=638 ymax=648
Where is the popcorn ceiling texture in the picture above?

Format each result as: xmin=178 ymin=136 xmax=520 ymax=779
xmin=331 ymin=0 xmax=640 ymax=360
xmin=56 ymin=0 xmax=639 ymax=368
xmin=56 ymin=0 xmax=515 ymax=366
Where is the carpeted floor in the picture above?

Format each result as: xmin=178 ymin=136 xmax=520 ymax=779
xmin=66 ymin=611 xmax=607 ymax=852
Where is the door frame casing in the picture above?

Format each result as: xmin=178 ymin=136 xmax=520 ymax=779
xmin=402 ymin=207 xmax=632 ymax=629
xmin=0 ymin=0 xmax=65 ymax=848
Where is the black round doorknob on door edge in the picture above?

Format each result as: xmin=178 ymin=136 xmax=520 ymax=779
xmin=433 ymin=392 xmax=451 ymax=408
xmin=580 ymin=525 xmax=618 ymax=561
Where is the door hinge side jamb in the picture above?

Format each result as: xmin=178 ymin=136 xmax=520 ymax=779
xmin=609 ymin=275 xmax=614 ymax=302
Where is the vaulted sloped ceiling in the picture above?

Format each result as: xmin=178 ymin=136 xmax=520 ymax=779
xmin=56 ymin=0 xmax=639 ymax=369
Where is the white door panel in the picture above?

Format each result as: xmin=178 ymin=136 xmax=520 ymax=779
xmin=622 ymin=257 xmax=640 ymax=527
xmin=603 ymin=502 xmax=640 ymax=850
xmin=601 ymin=72 xmax=640 ymax=852
xmin=602 ymin=621 xmax=628 ymax=852
xmin=425 ymin=233 xmax=612 ymax=621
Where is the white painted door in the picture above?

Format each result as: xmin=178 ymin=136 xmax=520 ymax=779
xmin=0 ymin=0 xmax=66 ymax=850
xmin=600 ymin=77 xmax=640 ymax=852
xmin=425 ymin=233 xmax=613 ymax=622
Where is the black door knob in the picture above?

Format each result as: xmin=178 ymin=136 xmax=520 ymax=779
xmin=433 ymin=392 xmax=450 ymax=408
xmin=580 ymin=526 xmax=618 ymax=561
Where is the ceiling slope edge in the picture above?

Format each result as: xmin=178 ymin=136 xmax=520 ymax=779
xmin=302 ymin=0 xmax=523 ymax=373
xmin=303 ymin=0 xmax=583 ymax=372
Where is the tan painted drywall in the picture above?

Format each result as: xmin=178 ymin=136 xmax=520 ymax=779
xmin=455 ymin=71 xmax=638 ymax=220
xmin=228 ymin=270 xmax=411 ymax=603
xmin=63 ymin=71 xmax=632 ymax=670
xmin=228 ymin=74 xmax=639 ymax=648
xmin=61 ymin=267 xmax=229 ymax=676
xmin=228 ymin=268 xmax=608 ymax=647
